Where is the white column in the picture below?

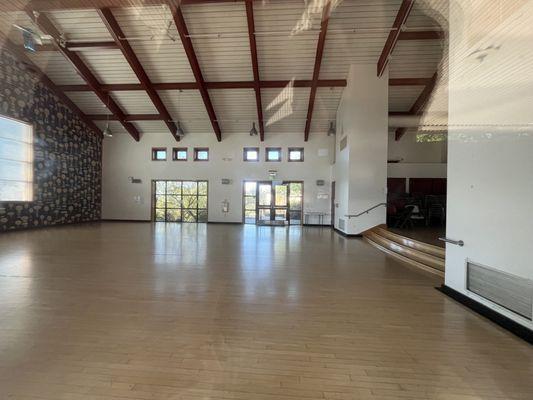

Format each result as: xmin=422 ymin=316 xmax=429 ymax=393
xmin=333 ymin=64 xmax=389 ymax=235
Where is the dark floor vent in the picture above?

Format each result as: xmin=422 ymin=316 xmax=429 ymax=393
xmin=467 ymin=262 xmax=532 ymax=320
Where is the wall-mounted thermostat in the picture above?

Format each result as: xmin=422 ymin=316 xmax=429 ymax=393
xmin=221 ymin=178 xmax=232 ymax=185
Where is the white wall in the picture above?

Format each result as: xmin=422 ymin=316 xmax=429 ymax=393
xmin=445 ymin=0 xmax=533 ymax=329
xmin=387 ymin=130 xmax=447 ymax=179
xmin=333 ymin=64 xmax=389 ymax=234
xmin=102 ymin=133 xmax=334 ymax=224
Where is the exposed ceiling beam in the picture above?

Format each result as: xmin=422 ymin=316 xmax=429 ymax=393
xmin=169 ymin=1 xmax=222 ymax=141
xmin=27 ymin=10 xmax=141 ymax=141
xmin=98 ymin=7 xmax=179 ymax=141
xmin=2 ymin=38 xmax=102 ymax=138
xmin=377 ymin=0 xmax=415 ymax=77
xmin=245 ymin=0 xmax=264 ymax=141
xmin=57 ymin=79 xmax=348 ymax=92
xmin=398 ymin=30 xmax=444 ymax=40
xmin=90 ymin=112 xmax=414 ymax=122
xmin=304 ymin=1 xmax=331 ymax=142
xmin=395 ymin=72 xmax=438 ymax=140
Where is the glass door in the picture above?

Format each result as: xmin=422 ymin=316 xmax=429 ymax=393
xmin=244 ymin=181 xmax=303 ymax=225
xmin=257 ymin=182 xmax=273 ymax=224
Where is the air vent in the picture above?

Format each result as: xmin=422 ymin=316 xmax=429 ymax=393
xmin=467 ymin=262 xmax=533 ymax=320
xmin=338 ymin=218 xmax=345 ymax=231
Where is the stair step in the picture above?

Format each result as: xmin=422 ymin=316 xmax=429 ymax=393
xmin=364 ymin=229 xmax=445 ymax=274
xmin=373 ymin=227 xmax=445 ymax=259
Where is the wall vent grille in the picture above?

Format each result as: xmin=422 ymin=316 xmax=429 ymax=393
xmin=467 ymin=261 xmax=533 ymax=320
xmin=340 ymin=136 xmax=347 ymax=151
xmin=338 ymin=218 xmax=345 ymax=231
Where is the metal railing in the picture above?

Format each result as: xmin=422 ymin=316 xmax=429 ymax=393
xmin=345 ymin=203 xmax=387 ymax=219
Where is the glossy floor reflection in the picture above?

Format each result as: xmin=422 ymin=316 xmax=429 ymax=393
xmin=0 ymin=222 xmax=531 ymax=399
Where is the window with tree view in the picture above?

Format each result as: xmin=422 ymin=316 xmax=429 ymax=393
xmin=153 ymin=180 xmax=208 ymax=223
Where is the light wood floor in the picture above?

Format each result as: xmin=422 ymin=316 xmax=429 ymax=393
xmin=0 ymin=223 xmax=531 ymax=400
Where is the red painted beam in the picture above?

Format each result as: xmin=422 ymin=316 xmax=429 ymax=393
xmin=395 ymin=72 xmax=438 ymax=141
xmin=377 ymin=0 xmax=415 ymax=77
xmin=304 ymin=1 xmax=331 ymax=142
xmin=57 ymin=79 xmax=348 ymax=92
xmin=3 ymin=39 xmax=102 ymax=138
xmin=169 ymin=1 xmax=222 ymax=141
xmin=27 ymin=10 xmax=141 ymax=141
xmin=98 ymin=8 xmax=179 ymax=141
xmin=245 ymin=0 xmax=264 ymax=141
xmin=398 ymin=30 xmax=444 ymax=40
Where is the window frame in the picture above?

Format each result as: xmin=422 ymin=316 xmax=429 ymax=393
xmin=265 ymin=147 xmax=282 ymax=162
xmin=243 ymin=147 xmax=260 ymax=162
xmin=288 ymin=147 xmax=304 ymax=162
xmin=151 ymin=147 xmax=167 ymax=161
xmin=0 ymin=114 xmax=34 ymax=203
xmin=172 ymin=147 xmax=188 ymax=161
xmin=194 ymin=147 xmax=209 ymax=161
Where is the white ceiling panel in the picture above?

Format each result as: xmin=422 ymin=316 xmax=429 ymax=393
xmin=28 ymin=51 xmax=86 ymax=85
xmin=389 ymin=85 xmax=425 ymax=112
xmin=110 ymin=91 xmax=158 ymax=114
xmin=158 ymin=89 xmax=213 ymax=135
xmin=389 ymin=40 xmax=444 ymax=79
xmin=255 ymin=0 xmax=321 ymax=80
xmin=262 ymin=87 xmax=309 ymax=134
xmin=47 ymin=9 xmax=113 ymax=41
xmin=183 ymin=2 xmax=253 ymax=82
xmin=112 ymin=6 xmax=195 ymax=83
xmin=66 ymin=92 xmax=108 ymax=114
xmin=79 ymin=49 xmax=139 ymax=84
xmin=209 ymin=89 xmax=257 ymax=134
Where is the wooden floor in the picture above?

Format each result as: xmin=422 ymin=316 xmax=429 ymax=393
xmin=389 ymin=226 xmax=446 ymax=248
xmin=0 ymin=223 xmax=531 ymax=400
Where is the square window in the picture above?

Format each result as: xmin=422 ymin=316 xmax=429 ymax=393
xmin=152 ymin=147 xmax=167 ymax=161
xmin=194 ymin=148 xmax=209 ymax=161
xmin=288 ymin=147 xmax=304 ymax=162
xmin=0 ymin=115 xmax=33 ymax=202
xmin=173 ymin=148 xmax=188 ymax=161
xmin=266 ymin=147 xmax=281 ymax=162
xmin=244 ymin=147 xmax=259 ymax=162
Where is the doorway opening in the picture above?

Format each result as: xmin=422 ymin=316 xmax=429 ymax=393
xmin=243 ymin=181 xmax=303 ymax=225
xmin=152 ymin=180 xmax=208 ymax=223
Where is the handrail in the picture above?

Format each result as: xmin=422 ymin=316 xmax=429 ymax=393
xmin=345 ymin=203 xmax=386 ymax=219
xmin=439 ymin=237 xmax=464 ymax=247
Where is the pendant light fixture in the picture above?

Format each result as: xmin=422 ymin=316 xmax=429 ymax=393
xmin=176 ymin=89 xmax=186 ymax=138
xmin=249 ymin=122 xmax=258 ymax=136
xmin=103 ymin=95 xmax=113 ymax=138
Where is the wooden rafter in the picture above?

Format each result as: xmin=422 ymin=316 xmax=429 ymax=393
xmin=2 ymin=38 xmax=102 ymax=137
xmin=98 ymin=8 xmax=179 ymax=141
xmin=27 ymin=10 xmax=141 ymax=141
xmin=303 ymin=1 xmax=331 ymax=142
xmin=377 ymin=0 xmax=415 ymax=77
xmin=57 ymin=79 xmax=348 ymax=92
xmin=394 ymin=72 xmax=438 ymax=141
xmin=169 ymin=1 xmax=222 ymax=141
xmin=245 ymin=0 xmax=264 ymax=141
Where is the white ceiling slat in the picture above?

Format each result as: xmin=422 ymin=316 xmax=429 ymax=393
xmin=182 ymin=2 xmax=253 ymax=82
xmin=110 ymin=91 xmax=159 ymax=114
xmin=47 ymin=9 xmax=113 ymax=41
xmin=28 ymin=51 xmax=86 ymax=85
xmin=261 ymin=87 xmax=310 ymax=135
xmin=158 ymin=90 xmax=213 ymax=134
xmin=79 ymin=49 xmax=139 ymax=84
xmin=389 ymin=86 xmax=425 ymax=112
xmin=209 ymin=89 xmax=257 ymax=134
xmin=66 ymin=92 xmax=108 ymax=114
xmin=112 ymin=5 xmax=195 ymax=83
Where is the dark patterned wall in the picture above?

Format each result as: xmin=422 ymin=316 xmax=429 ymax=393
xmin=0 ymin=48 xmax=102 ymax=231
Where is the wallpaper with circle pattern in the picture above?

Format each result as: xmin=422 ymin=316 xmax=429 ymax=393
xmin=0 ymin=48 xmax=102 ymax=231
